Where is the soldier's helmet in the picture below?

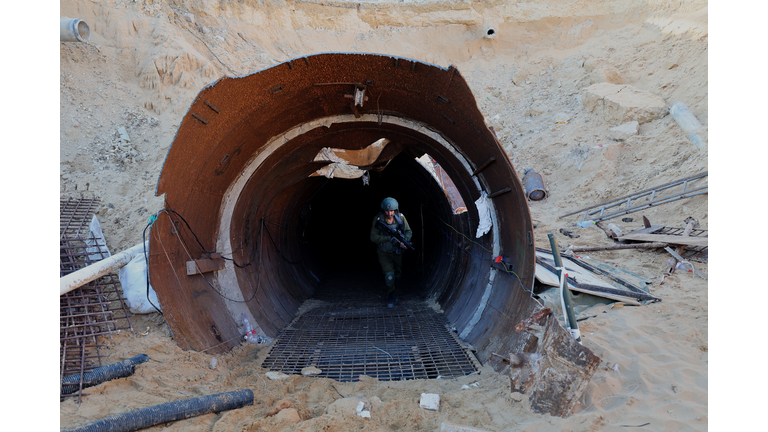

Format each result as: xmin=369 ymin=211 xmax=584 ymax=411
xmin=380 ymin=197 xmax=399 ymax=211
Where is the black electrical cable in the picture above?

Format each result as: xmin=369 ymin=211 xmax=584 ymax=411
xmin=140 ymin=207 xmax=305 ymax=307
xmin=160 ymin=210 xmax=261 ymax=304
xmin=141 ymin=208 xmax=254 ymax=313
xmin=142 ymin=218 xmax=164 ymax=316
xmin=262 ymin=218 xmax=302 ymax=265
xmin=438 ymin=221 xmax=533 ymax=295
xmin=161 ymin=208 xmax=216 ymax=254
xmin=159 ymin=208 xmax=255 ymax=268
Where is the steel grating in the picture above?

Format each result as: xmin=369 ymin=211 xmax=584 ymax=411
xmin=261 ymin=298 xmax=480 ymax=382
xmin=60 ymin=197 xmax=133 ymax=401
xmin=656 ymin=226 xmax=708 ymax=263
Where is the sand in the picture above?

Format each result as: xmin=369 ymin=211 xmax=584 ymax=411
xmin=56 ymin=0 xmax=710 ymax=430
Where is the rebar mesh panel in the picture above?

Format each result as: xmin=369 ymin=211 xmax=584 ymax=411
xmin=59 ymin=197 xmax=133 ymax=401
xmin=261 ymin=301 xmax=479 ymax=382
xmin=60 ymin=197 xmax=100 ymax=241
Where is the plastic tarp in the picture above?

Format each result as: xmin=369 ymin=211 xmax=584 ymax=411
xmin=310 ymin=138 xmax=390 ymax=179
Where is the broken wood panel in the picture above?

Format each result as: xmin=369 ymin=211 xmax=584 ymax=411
xmin=568 ymin=242 xmax=668 ymax=252
xmin=510 ymin=308 xmax=601 ymax=417
xmin=563 ymin=255 xmax=652 ymax=293
xmin=536 ymin=254 xmax=660 ymax=303
xmin=535 ymin=252 xmax=615 ymax=290
xmin=619 ymin=233 xmax=707 ymax=247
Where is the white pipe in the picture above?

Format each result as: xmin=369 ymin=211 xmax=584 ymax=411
xmin=60 ymin=18 xmax=90 ymax=42
xmin=60 ymin=243 xmax=145 ymax=296
xmin=670 ymin=101 xmax=706 ymax=149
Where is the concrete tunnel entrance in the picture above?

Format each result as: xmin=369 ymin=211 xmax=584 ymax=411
xmin=147 ymin=55 xmax=600 ymax=402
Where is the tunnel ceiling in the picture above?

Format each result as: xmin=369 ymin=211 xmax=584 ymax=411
xmin=148 ymin=53 xmax=540 ymax=361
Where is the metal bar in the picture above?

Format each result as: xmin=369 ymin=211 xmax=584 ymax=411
xmin=471 ymin=157 xmax=496 ymax=176
xmin=488 ymin=187 xmax=512 ymax=198
xmin=586 ymin=189 xmax=655 ymax=217
xmin=559 ymin=172 xmax=707 ymax=219
xmin=588 ymin=187 xmax=707 ymax=223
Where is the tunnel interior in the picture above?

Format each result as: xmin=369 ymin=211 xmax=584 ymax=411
xmin=293 ymin=152 xmax=455 ymax=294
xmin=227 ymin=124 xmax=484 ymax=339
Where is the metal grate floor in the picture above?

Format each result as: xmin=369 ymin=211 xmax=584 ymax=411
xmin=261 ymin=297 xmax=480 ymax=382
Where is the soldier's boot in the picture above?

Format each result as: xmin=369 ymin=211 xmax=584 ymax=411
xmin=385 ymin=272 xmax=396 ymax=308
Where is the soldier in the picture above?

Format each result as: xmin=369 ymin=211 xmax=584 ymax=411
xmin=370 ymin=197 xmax=413 ymax=308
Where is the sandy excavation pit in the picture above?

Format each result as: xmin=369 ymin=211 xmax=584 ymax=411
xmin=56 ymin=0 xmax=710 ymax=431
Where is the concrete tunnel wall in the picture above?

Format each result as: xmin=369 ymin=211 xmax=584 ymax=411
xmin=148 ymin=53 xmax=542 ymax=364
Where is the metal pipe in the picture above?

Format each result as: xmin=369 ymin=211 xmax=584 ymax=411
xmin=60 ymin=18 xmax=90 ymax=43
xmin=670 ymin=101 xmax=706 ymax=148
xmin=547 ymin=233 xmax=581 ymax=343
xmin=64 ymin=390 xmax=254 ymax=432
xmin=60 ymin=243 xmax=145 ymax=296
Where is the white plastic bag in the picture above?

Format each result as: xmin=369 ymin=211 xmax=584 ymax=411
xmin=474 ymin=191 xmax=492 ymax=238
xmin=118 ymin=246 xmax=161 ymax=314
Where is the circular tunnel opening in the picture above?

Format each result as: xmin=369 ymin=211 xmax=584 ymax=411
xmin=150 ymin=53 xmax=537 ymax=361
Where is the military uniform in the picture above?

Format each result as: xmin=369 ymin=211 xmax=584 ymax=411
xmin=370 ymin=211 xmax=412 ymax=296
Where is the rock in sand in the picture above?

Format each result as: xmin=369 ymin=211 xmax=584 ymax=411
xmin=608 ymin=121 xmax=640 ymax=141
xmin=582 ymin=83 xmax=668 ymax=125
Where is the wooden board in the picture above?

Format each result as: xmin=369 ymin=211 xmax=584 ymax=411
xmin=535 ymin=262 xmax=642 ymax=305
xmin=571 ymin=255 xmax=653 ymax=287
xmin=535 ymin=251 xmax=615 ymax=290
xmin=186 ymin=257 xmax=226 ymax=275
xmin=619 ymin=233 xmax=708 ymax=247
xmin=535 ymin=263 xmax=560 ymax=286
xmin=624 ymin=225 xmax=664 ymax=236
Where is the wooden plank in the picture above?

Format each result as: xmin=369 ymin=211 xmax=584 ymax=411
xmin=186 ymin=256 xmax=226 ymax=276
xmin=569 ymin=255 xmax=653 ymax=288
xmin=624 ymin=225 xmax=664 ymax=236
xmin=569 ymin=242 xmax=668 ymax=252
xmin=619 ymin=233 xmax=708 ymax=247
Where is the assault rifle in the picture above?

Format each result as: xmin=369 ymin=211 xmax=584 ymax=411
xmin=375 ymin=220 xmax=415 ymax=251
